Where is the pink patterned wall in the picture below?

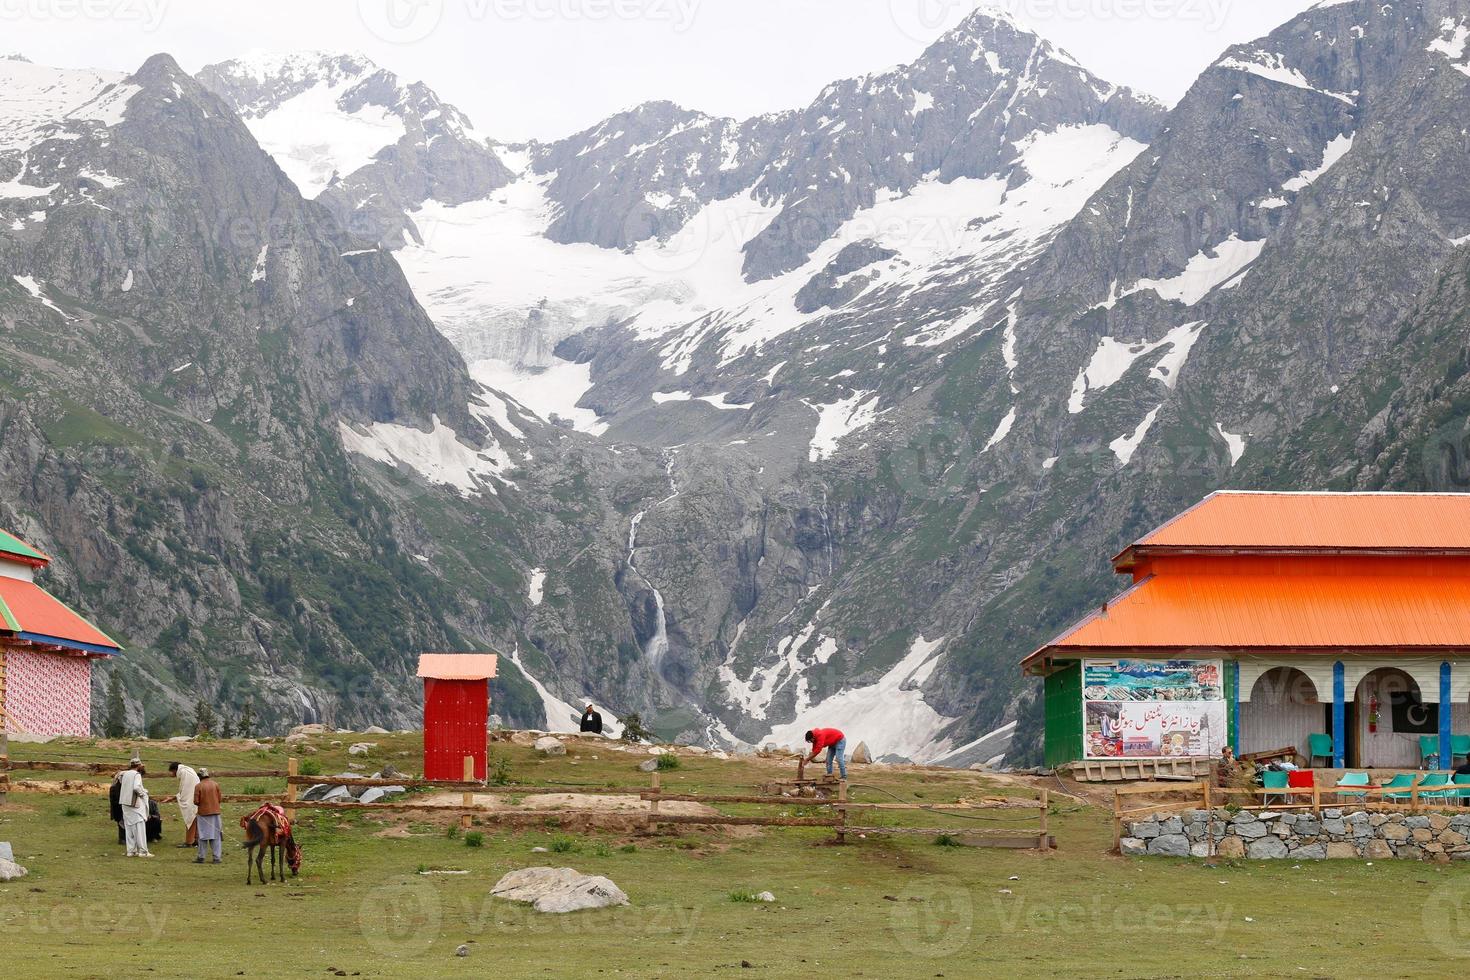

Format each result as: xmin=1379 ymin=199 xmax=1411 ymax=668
xmin=3 ymin=647 xmax=93 ymax=736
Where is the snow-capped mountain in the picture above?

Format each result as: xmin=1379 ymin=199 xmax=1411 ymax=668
xmin=11 ymin=1 xmax=1470 ymax=759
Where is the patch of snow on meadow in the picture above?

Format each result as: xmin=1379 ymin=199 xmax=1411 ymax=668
xmin=338 ymin=414 xmax=511 ymax=496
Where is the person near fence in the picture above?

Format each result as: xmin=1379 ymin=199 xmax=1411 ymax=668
xmin=169 ymin=761 xmax=199 ymax=848
xmin=193 ymin=768 xmax=224 ymax=864
xmin=804 ymin=728 xmax=848 ymax=780
xmin=117 ymin=758 xmax=153 ymax=857
xmin=580 ymin=704 xmax=604 ymax=735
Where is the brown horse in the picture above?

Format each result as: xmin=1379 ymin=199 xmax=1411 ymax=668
xmin=242 ymin=806 xmax=299 ymax=884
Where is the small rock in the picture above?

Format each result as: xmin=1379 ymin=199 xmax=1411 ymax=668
xmin=1007 ymin=875 xmax=1020 ymax=881
xmin=637 ymin=759 xmax=659 ymax=773
xmin=531 ymin=847 xmax=549 ymax=854
xmin=755 ymin=891 xmax=775 ymax=903
xmin=455 ymin=945 xmax=469 ymax=957
xmin=364 ymin=725 xmax=390 ymax=735
xmin=535 ymin=737 xmax=567 ymax=757
xmin=347 ymin=742 xmax=376 ymax=756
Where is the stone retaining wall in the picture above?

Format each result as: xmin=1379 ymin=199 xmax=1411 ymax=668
xmin=1122 ymin=808 xmax=1470 ymax=861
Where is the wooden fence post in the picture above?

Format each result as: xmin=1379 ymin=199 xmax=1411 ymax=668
xmin=1038 ymin=788 xmax=1049 ymax=851
xmin=1311 ymin=783 xmax=1321 ymax=818
xmin=285 ymin=757 xmax=298 ymax=819
xmin=836 ymin=780 xmax=848 ymax=844
xmin=648 ymin=770 xmax=661 ymax=828
xmin=461 ymin=755 xmax=474 ymax=831
xmin=1112 ymin=789 xmax=1122 ymax=853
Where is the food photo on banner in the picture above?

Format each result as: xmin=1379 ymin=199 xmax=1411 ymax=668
xmin=1082 ymin=659 xmax=1226 ymax=759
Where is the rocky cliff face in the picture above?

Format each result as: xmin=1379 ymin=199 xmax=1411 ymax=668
xmin=8 ymin=2 xmax=1470 ymax=759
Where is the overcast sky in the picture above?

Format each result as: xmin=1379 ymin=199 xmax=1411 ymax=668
xmin=4 ymin=0 xmax=1320 ymax=141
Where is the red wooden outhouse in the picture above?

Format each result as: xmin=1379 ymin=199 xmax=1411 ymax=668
xmin=417 ymin=653 xmax=498 ymax=781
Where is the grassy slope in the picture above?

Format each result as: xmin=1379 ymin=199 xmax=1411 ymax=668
xmin=1 ymin=734 xmax=1463 ymax=978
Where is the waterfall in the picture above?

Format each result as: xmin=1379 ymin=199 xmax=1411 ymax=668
xmin=625 ymin=451 xmax=680 ymax=674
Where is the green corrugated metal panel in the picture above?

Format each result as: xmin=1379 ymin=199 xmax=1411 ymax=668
xmin=1044 ymin=660 xmax=1083 ymax=767
xmin=1225 ymin=659 xmax=1238 ymax=750
xmin=0 ymin=529 xmax=46 ymax=563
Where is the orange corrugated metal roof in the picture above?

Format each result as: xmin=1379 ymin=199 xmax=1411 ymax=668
xmin=417 ymin=653 xmax=498 ymax=680
xmin=1131 ymin=491 xmax=1470 ymax=552
xmin=1025 ymin=564 xmax=1470 ymax=670
xmin=0 ymin=576 xmax=120 ymax=654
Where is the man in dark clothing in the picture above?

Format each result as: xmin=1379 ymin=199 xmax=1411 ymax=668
xmin=108 ymin=771 xmax=126 ymax=845
xmin=580 ymin=704 xmax=604 ymax=735
xmin=1456 ymin=760 xmax=1470 ymax=806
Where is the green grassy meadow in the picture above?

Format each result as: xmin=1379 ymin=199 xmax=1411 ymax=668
xmin=2 ymin=733 xmax=1468 ymax=978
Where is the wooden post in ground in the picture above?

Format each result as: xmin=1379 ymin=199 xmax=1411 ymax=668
xmin=1311 ymin=783 xmax=1321 ymax=818
xmin=285 ymin=757 xmax=298 ymax=820
xmin=461 ymin=755 xmax=474 ymax=831
xmin=648 ymin=770 xmax=661 ymax=829
xmin=836 ymin=780 xmax=848 ymax=844
xmin=1038 ymin=788 xmax=1049 ymax=851
xmin=796 ymin=757 xmax=806 ymax=782
xmin=1112 ymin=789 xmax=1122 ymax=853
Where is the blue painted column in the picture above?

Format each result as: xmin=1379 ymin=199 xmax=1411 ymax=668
xmin=1441 ymin=662 xmax=1453 ymax=771
xmin=1229 ymin=661 xmax=1241 ymax=753
xmin=1332 ymin=661 xmax=1346 ymax=768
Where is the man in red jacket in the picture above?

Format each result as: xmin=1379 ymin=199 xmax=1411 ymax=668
xmin=804 ymin=728 xmax=847 ymax=780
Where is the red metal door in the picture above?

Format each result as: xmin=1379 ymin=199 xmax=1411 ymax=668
xmin=423 ymin=678 xmax=488 ymax=781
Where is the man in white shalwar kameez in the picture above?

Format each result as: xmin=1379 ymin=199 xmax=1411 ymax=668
xmin=170 ymin=762 xmax=199 ymax=847
xmin=117 ymin=759 xmax=153 ymax=857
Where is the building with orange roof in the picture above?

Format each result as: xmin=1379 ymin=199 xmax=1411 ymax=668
xmin=0 ymin=527 xmax=121 ymax=738
xmin=1024 ymin=492 xmax=1470 ymax=774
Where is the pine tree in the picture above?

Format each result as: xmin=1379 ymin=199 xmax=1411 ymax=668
xmin=236 ymin=698 xmax=256 ymax=739
xmin=103 ymin=669 xmax=127 ymax=738
xmin=192 ymin=697 xmax=216 ymax=737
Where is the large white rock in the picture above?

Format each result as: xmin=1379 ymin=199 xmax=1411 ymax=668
xmin=0 ymin=858 xmax=28 ymax=882
xmin=491 ymin=867 xmax=629 ymax=914
xmin=849 ymin=741 xmax=873 ymax=764
xmin=347 ymin=742 xmax=377 ymax=756
xmin=534 ymin=737 xmax=567 ymax=757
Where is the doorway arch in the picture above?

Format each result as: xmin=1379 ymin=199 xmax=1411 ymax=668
xmin=1239 ymin=667 xmax=1320 ymax=759
xmin=1354 ymin=667 xmax=1425 ymax=768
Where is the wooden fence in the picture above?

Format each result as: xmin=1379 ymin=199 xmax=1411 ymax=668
xmin=2 ymin=753 xmax=1055 ymax=849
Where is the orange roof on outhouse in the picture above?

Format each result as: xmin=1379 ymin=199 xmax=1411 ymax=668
xmin=417 ymin=653 xmax=498 ymax=680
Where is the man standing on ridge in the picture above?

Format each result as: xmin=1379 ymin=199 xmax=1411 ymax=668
xmin=580 ymin=704 xmax=604 ymax=735
xmin=804 ymin=728 xmax=847 ymax=780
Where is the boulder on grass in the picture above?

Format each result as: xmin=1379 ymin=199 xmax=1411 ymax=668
xmin=491 ymin=867 xmax=629 ymax=913
xmin=0 ymin=858 xmax=28 ymax=882
xmin=535 ymin=737 xmax=567 ymax=757
xmin=637 ymin=758 xmax=659 ymax=773
xmin=849 ymin=742 xmax=872 ymax=764
xmin=347 ymin=742 xmax=376 ymax=756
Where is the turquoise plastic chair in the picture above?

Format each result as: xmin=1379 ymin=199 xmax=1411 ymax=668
xmin=1261 ymin=769 xmax=1290 ymax=805
xmin=1453 ymin=773 xmax=1470 ymax=801
xmin=1381 ymin=773 xmax=1417 ymax=801
xmin=1419 ymin=735 xmax=1442 ymax=768
xmin=1453 ymin=735 xmax=1470 ymax=765
xmin=1307 ymin=733 xmax=1334 ymax=766
xmin=1418 ymin=772 xmax=1454 ymax=801
xmin=1334 ymin=771 xmax=1370 ymax=801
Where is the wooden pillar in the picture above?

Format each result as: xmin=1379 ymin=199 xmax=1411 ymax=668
xmin=460 ymin=755 xmax=474 ymax=831
xmin=1112 ymin=789 xmax=1122 ymax=853
xmin=648 ymin=770 xmax=661 ymax=828
xmin=1038 ymin=788 xmax=1049 ymax=851
xmin=285 ymin=757 xmax=298 ymax=819
xmin=836 ymin=780 xmax=848 ymax=844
